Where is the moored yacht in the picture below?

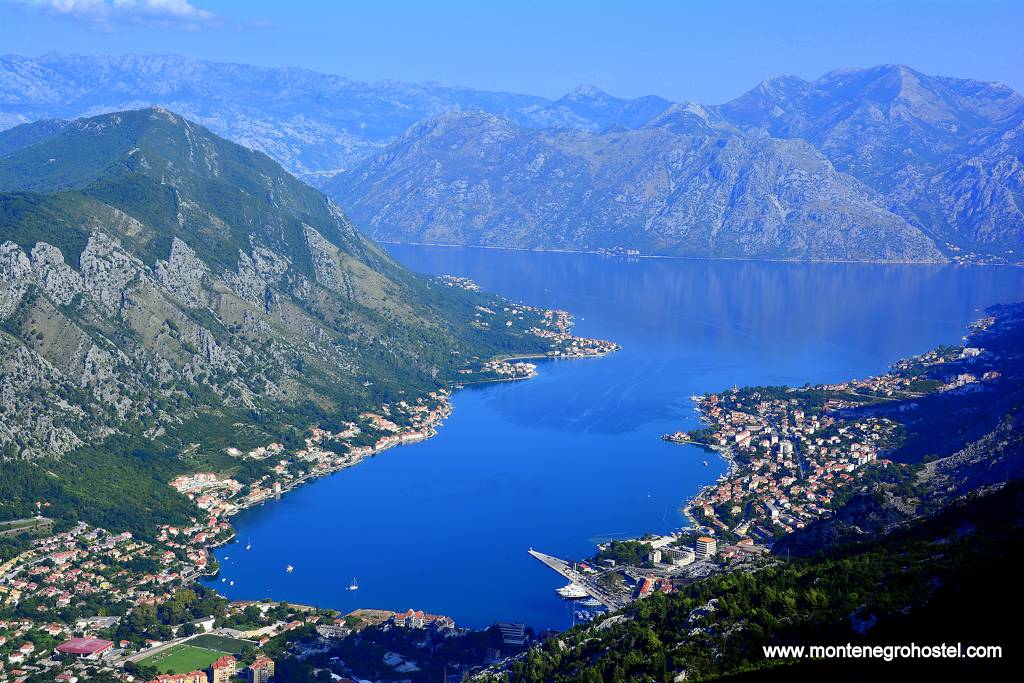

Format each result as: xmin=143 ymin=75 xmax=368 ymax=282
xmin=556 ymin=583 xmax=589 ymax=599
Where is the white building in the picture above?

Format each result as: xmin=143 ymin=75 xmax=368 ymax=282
xmin=695 ymin=536 xmax=717 ymax=560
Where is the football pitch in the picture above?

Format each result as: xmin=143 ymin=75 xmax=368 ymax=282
xmin=138 ymin=643 xmax=225 ymax=674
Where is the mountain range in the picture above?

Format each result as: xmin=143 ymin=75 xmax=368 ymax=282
xmin=0 ymin=52 xmax=672 ymax=183
xmin=327 ymin=65 xmax=1024 ymax=262
xmin=2 ymin=55 xmax=1023 ymax=261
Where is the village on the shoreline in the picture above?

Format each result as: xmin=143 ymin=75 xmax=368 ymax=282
xmin=664 ymin=316 xmax=998 ymax=543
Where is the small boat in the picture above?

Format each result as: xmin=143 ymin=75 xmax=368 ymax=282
xmin=286 ymin=565 xmax=294 ymax=573
xmin=703 ymin=460 xmax=709 ymax=466
xmin=556 ymin=583 xmax=589 ymax=599
xmin=246 ymin=540 xmax=252 ymax=551
xmin=229 ymin=580 xmax=234 ymax=586
xmin=579 ymin=597 xmax=604 ymax=608
xmin=220 ymin=578 xmax=226 ymax=583
xmin=347 ymin=577 xmax=359 ymax=591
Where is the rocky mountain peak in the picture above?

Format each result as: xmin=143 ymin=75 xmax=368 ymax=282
xmin=561 ymin=84 xmax=612 ymax=103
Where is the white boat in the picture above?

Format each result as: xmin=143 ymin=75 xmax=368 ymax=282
xmin=286 ymin=565 xmax=294 ymax=573
xmin=703 ymin=460 xmax=708 ymax=466
xmin=347 ymin=577 xmax=359 ymax=591
xmin=556 ymin=583 xmax=589 ymax=599
xmin=229 ymin=580 xmax=234 ymax=586
xmin=246 ymin=542 xmax=252 ymax=551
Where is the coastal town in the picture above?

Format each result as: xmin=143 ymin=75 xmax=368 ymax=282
xmin=664 ymin=317 xmax=999 ymax=543
xmin=0 ymin=283 xmax=618 ymax=683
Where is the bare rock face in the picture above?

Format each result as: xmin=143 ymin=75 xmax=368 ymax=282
xmin=0 ymin=241 xmax=32 ymax=317
xmin=304 ymin=225 xmax=343 ymax=291
xmin=79 ymin=231 xmax=147 ymax=312
xmin=155 ymin=237 xmax=211 ymax=308
xmin=30 ymin=242 xmax=85 ymax=305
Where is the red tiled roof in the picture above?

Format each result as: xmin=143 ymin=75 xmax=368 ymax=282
xmin=56 ymin=637 xmax=114 ymax=655
xmin=211 ymin=654 xmax=236 ymax=669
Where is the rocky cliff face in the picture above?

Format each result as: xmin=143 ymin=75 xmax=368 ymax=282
xmin=0 ymin=108 xmax=551 ymax=459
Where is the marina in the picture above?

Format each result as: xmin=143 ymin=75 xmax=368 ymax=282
xmin=529 ymin=549 xmax=629 ymax=611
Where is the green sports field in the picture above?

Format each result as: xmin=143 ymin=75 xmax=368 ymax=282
xmin=138 ymin=643 xmax=226 ymax=674
xmin=187 ymin=633 xmax=251 ymax=654
xmin=137 ymin=633 xmax=253 ymax=674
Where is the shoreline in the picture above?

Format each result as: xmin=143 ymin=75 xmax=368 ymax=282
xmin=680 ymin=441 xmax=738 ymax=530
xmin=380 ymin=239 xmax=1022 ymax=268
xmin=664 ymin=402 xmax=739 ymax=528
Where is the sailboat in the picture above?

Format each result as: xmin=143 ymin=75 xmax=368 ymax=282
xmin=347 ymin=577 xmax=359 ymax=591
xmin=286 ymin=564 xmax=294 ymax=573
xmin=245 ymin=539 xmax=252 ymax=551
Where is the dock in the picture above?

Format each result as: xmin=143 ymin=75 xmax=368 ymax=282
xmin=528 ymin=548 xmax=628 ymax=610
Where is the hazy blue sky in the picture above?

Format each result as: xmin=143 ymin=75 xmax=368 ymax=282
xmin=1 ymin=0 xmax=1021 ymax=103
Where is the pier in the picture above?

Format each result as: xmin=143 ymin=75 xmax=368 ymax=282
xmin=528 ymin=548 xmax=629 ymax=610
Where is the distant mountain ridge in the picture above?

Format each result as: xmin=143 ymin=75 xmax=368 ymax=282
xmin=718 ymin=65 xmax=1024 ymax=252
xmin=0 ymin=52 xmax=673 ymax=182
xmin=326 ymin=65 xmax=1024 ymax=262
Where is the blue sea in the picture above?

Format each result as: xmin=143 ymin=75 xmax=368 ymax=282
xmin=204 ymin=247 xmax=1024 ymax=630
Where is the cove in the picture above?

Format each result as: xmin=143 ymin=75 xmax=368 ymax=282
xmin=204 ymin=247 xmax=1024 ymax=630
